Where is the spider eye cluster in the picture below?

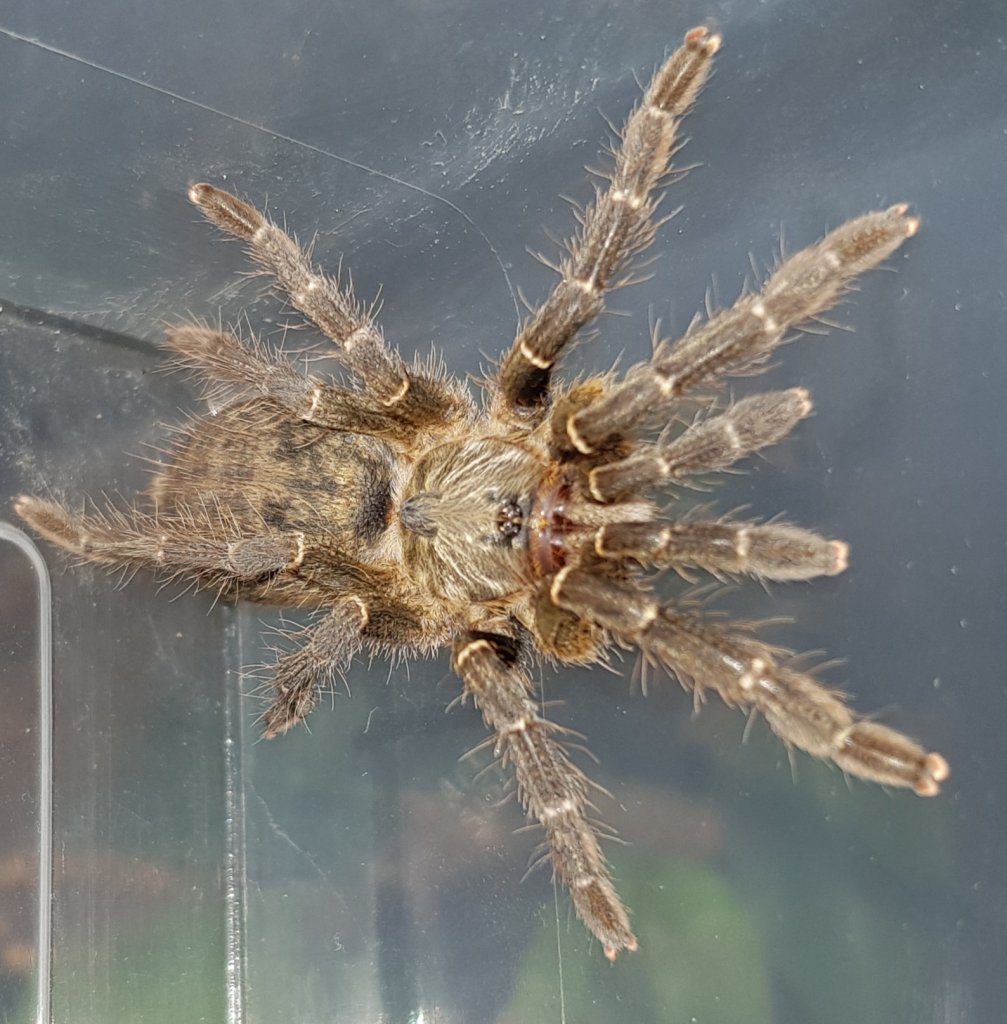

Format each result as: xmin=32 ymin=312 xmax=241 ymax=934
xmin=493 ymin=496 xmax=528 ymax=544
xmin=496 ymin=499 xmax=524 ymax=540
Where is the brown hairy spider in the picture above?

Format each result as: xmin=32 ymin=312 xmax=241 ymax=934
xmin=16 ymin=27 xmax=948 ymax=959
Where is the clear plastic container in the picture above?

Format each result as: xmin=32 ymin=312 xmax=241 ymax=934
xmin=1 ymin=1 xmax=1003 ymax=1021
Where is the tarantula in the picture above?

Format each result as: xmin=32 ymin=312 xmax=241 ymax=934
xmin=16 ymin=27 xmax=948 ymax=959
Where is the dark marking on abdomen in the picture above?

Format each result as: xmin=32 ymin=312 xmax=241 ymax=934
xmin=354 ymin=473 xmax=393 ymax=542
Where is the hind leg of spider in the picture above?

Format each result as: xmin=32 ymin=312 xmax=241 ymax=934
xmin=550 ymin=569 xmax=949 ymax=796
xmin=453 ymin=629 xmax=637 ymax=959
xmin=188 ymin=185 xmax=464 ymax=432
xmin=164 ymin=324 xmax=450 ymax=443
xmin=13 ymin=495 xmax=307 ymax=590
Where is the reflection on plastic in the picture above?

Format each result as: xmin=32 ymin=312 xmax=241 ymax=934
xmin=0 ymin=523 xmax=52 ymax=1024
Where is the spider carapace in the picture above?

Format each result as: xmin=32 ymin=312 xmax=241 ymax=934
xmin=16 ymin=27 xmax=948 ymax=959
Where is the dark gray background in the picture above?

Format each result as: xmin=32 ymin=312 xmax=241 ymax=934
xmin=1 ymin=1 xmax=1003 ymax=1022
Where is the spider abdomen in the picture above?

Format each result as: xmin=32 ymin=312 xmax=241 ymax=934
xmin=153 ymin=399 xmax=398 ymax=553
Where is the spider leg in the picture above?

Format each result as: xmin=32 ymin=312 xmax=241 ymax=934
xmin=595 ymin=518 xmax=847 ymax=582
xmin=188 ymin=184 xmax=464 ymax=431
xmin=558 ymin=205 xmax=918 ymax=454
xmin=13 ymin=495 xmax=304 ymax=589
xmin=587 ymin=388 xmax=812 ymax=501
xmin=260 ymin=601 xmax=366 ymax=738
xmin=550 ymin=568 xmax=949 ymax=796
xmin=588 ymin=391 xmax=846 ymax=580
xmin=165 ymin=324 xmax=455 ymax=443
xmin=453 ymin=630 xmax=637 ymax=959
xmin=494 ymin=26 xmax=720 ymax=422
xmin=16 ymin=495 xmax=446 ymax=734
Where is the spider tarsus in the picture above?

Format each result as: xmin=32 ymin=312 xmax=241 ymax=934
xmin=13 ymin=494 xmax=54 ymax=532
xmin=261 ymin=703 xmax=307 ymax=740
xmin=916 ymin=753 xmax=951 ymax=797
xmin=835 ymin=721 xmax=950 ymax=796
xmin=189 ymin=182 xmax=264 ymax=239
xmin=792 ymin=386 xmax=813 ymax=419
xmin=889 ymin=201 xmax=921 ymax=237
xmin=901 ymin=213 xmax=921 ymax=237
xmin=648 ymin=26 xmax=719 ymax=113
xmin=684 ymin=25 xmax=721 ymax=55
xmin=14 ymin=496 xmax=91 ymax=555
xmin=827 ymin=539 xmax=849 ymax=575
xmin=604 ymin=934 xmax=639 ymax=963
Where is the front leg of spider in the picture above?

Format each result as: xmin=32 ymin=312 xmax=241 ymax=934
xmin=15 ymin=26 xmax=949 ymax=963
xmin=495 ymin=25 xmax=721 ymax=421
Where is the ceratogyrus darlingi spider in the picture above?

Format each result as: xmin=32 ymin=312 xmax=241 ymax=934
xmin=16 ymin=27 xmax=948 ymax=959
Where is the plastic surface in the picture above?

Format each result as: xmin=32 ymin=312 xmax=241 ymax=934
xmin=1 ymin=0 xmax=1004 ymax=1021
